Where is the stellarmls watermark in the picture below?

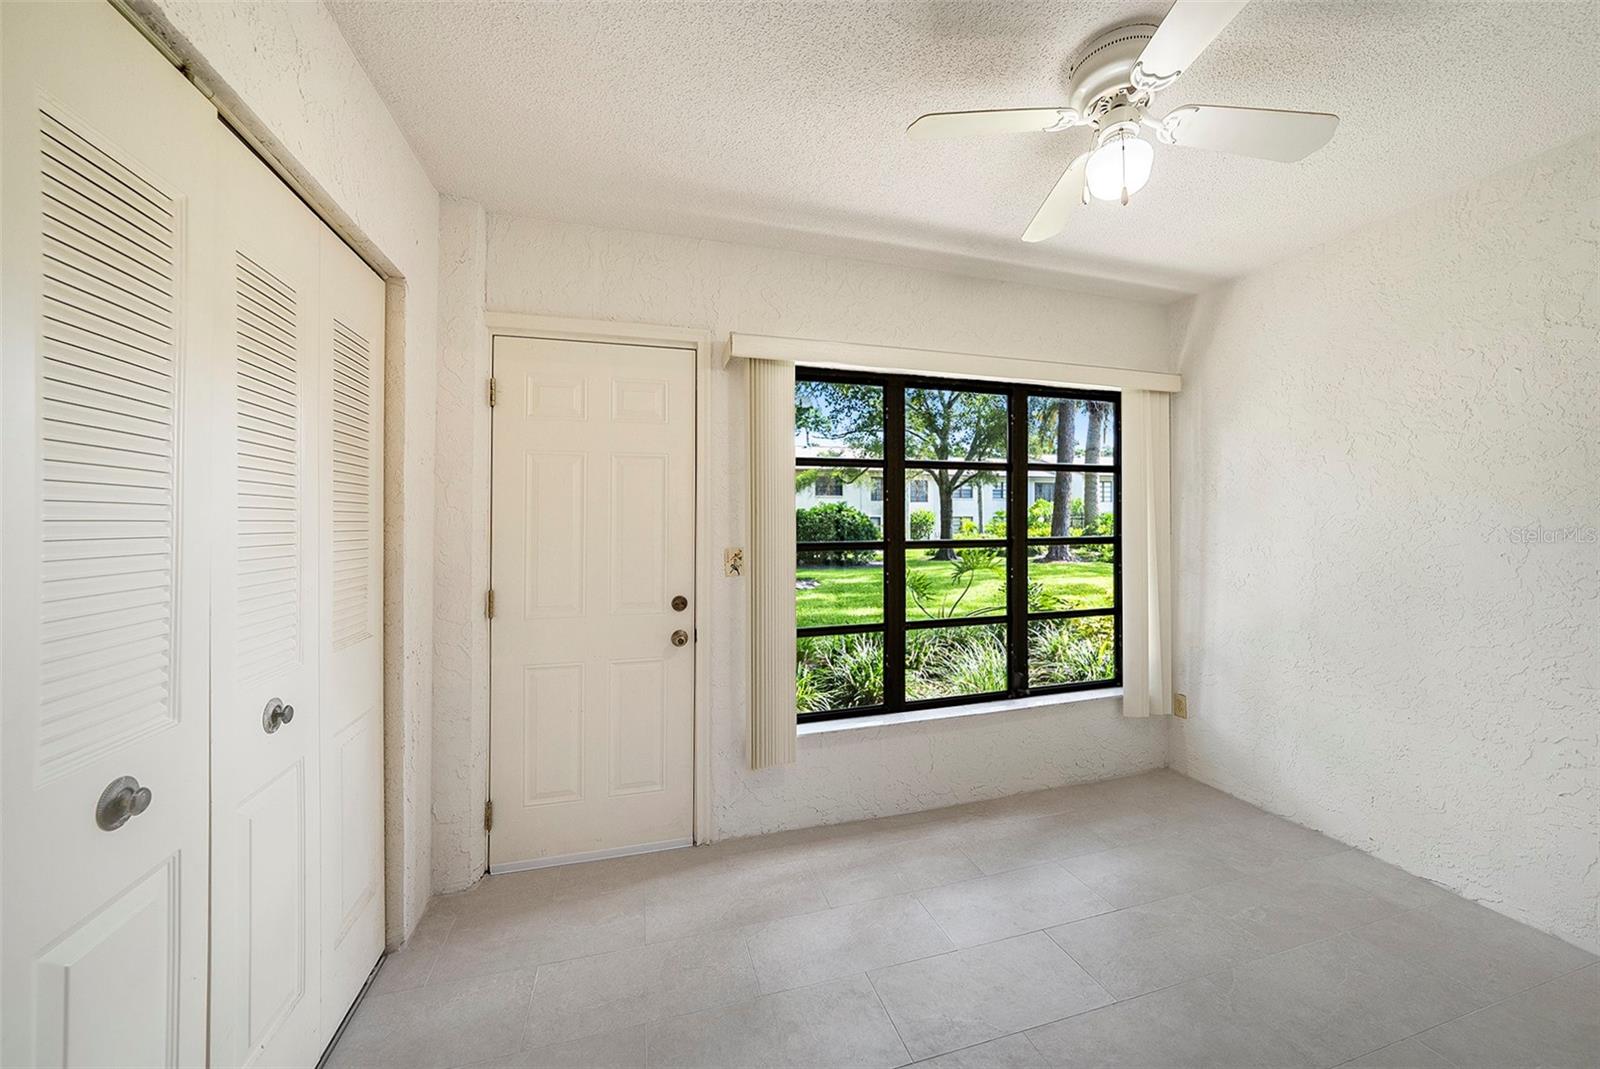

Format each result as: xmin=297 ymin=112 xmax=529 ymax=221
xmin=1503 ymin=523 xmax=1598 ymax=545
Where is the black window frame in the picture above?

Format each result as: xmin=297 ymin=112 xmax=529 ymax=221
xmin=796 ymin=367 xmax=1122 ymax=723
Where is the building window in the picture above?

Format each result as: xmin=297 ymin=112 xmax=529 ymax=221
xmin=794 ymin=370 xmax=1120 ymax=723
xmin=814 ymin=474 xmax=844 ymax=497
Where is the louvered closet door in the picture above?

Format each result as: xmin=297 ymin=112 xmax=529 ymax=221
xmin=0 ymin=3 xmax=216 ymax=1066
xmin=316 ymin=227 xmax=386 ymax=1027
xmin=209 ymin=131 xmax=326 ymax=1069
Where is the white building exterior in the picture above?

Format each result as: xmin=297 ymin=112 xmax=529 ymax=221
xmin=796 ymin=463 xmax=1115 ymax=537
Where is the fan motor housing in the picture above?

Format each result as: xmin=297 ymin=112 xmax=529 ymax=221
xmin=1067 ymin=23 xmax=1158 ymax=119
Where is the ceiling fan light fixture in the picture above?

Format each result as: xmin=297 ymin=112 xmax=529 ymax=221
xmin=1085 ymin=131 xmax=1153 ymax=203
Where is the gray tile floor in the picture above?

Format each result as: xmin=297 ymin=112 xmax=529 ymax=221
xmin=328 ymin=770 xmax=1597 ymax=1069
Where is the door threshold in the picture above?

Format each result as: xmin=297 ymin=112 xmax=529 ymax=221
xmin=489 ymin=837 xmax=693 ymax=875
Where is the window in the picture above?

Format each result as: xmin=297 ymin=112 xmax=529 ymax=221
xmin=814 ymin=474 xmax=844 ymax=497
xmin=794 ymin=370 xmax=1120 ymax=722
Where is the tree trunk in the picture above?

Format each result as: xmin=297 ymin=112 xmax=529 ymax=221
xmin=1046 ymin=400 xmax=1075 ymax=561
xmin=936 ymin=475 xmax=957 ymax=561
xmin=1083 ymin=404 xmax=1105 ymax=534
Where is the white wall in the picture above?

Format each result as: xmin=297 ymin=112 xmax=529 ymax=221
xmin=132 ymin=0 xmax=442 ymax=945
xmin=1168 ymin=132 xmax=1600 ymax=952
xmin=427 ymin=213 xmax=1170 ymax=888
xmin=433 ymin=198 xmax=491 ymax=892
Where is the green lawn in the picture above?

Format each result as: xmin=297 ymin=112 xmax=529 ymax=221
xmin=797 ymin=554 xmax=1113 ymax=628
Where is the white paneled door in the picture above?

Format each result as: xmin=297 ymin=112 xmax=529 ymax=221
xmin=314 ymin=223 xmax=386 ymax=1032
xmin=210 ymin=130 xmax=326 ymax=1068
xmin=210 ymin=134 xmax=386 ymax=1068
xmin=1 ymin=3 xmax=216 ymax=1064
xmin=3 ymin=5 xmax=386 ymax=1065
xmin=490 ymin=336 xmax=697 ymax=870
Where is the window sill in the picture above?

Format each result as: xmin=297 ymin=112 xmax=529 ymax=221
xmin=798 ymin=687 xmax=1123 ymax=736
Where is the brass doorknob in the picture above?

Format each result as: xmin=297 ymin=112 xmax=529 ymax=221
xmin=671 ymin=595 xmax=688 ymax=612
xmin=671 ymin=630 xmax=689 ymax=647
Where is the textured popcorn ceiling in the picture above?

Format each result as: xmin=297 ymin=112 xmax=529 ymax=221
xmin=327 ymin=0 xmax=1599 ymax=297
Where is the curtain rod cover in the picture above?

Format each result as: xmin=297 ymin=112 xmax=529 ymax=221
xmin=730 ymin=332 xmax=1180 ymax=394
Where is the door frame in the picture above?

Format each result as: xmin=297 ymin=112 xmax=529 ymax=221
xmin=483 ymin=312 xmax=714 ymax=852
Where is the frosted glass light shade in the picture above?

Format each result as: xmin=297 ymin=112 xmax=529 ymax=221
xmin=1085 ymin=134 xmax=1154 ymax=202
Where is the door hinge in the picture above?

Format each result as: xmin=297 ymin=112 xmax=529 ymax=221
xmin=488 ymin=376 xmax=498 ymax=407
xmin=484 ymin=799 xmax=494 ymax=833
xmin=485 ymin=589 xmax=496 ymax=619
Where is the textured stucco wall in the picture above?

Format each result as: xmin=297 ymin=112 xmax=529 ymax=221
xmin=421 ymin=215 xmax=1171 ymax=887
xmin=132 ymin=0 xmax=442 ymax=946
xmin=433 ymin=199 xmax=491 ymax=892
xmin=1168 ymin=132 xmax=1600 ymax=952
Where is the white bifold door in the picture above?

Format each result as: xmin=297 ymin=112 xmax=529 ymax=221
xmin=1 ymin=4 xmax=218 ymax=1064
xmin=209 ymin=135 xmax=385 ymax=1067
xmin=1 ymin=3 xmax=385 ymax=1066
xmin=489 ymin=336 xmax=697 ymax=871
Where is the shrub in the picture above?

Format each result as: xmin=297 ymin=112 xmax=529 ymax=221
xmin=908 ymin=508 xmax=935 ymax=541
xmin=796 ymin=633 xmax=884 ymax=712
xmin=796 ymin=502 xmax=880 ymax=563
xmin=1028 ymin=618 xmax=1115 ymax=685
xmin=905 ymin=626 xmax=1006 ymax=699
xmin=1027 ymin=499 xmax=1053 ymax=537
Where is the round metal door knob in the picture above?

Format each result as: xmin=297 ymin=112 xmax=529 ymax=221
xmin=671 ymin=629 xmax=689 ymax=647
xmin=262 ymin=698 xmax=295 ymax=734
xmin=96 ymin=775 xmax=153 ymax=831
xmin=671 ymin=595 xmax=688 ymax=612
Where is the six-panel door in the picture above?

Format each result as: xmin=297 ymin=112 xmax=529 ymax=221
xmin=489 ymin=336 xmax=697 ymax=869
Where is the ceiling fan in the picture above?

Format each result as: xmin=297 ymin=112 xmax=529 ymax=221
xmin=907 ymin=0 xmax=1339 ymax=242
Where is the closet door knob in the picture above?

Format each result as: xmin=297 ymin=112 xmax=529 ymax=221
xmin=262 ymin=698 xmax=295 ymax=734
xmin=96 ymin=776 xmax=153 ymax=831
xmin=671 ymin=630 xmax=689 ymax=647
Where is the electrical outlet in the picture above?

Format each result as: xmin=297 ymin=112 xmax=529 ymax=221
xmin=1173 ymin=693 xmax=1188 ymax=719
xmin=724 ymin=547 xmax=745 ymax=577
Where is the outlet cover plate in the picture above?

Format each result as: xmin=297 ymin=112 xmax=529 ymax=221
xmin=1174 ymin=693 xmax=1188 ymax=718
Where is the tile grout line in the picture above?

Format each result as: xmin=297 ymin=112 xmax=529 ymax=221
xmin=862 ymin=968 xmax=916 ymax=1067
xmin=1350 ymin=957 xmax=1599 ymax=1068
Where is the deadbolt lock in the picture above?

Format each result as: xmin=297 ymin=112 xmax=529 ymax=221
xmin=671 ymin=629 xmax=689 ymax=647
xmin=671 ymin=595 xmax=688 ymax=612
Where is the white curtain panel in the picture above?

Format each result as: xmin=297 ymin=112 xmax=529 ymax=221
xmin=1120 ymin=389 xmax=1174 ymax=718
xmin=748 ymin=358 xmax=798 ymax=768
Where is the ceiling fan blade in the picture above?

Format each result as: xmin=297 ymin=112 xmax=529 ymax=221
xmin=1157 ymin=104 xmax=1338 ymax=162
xmin=1022 ymin=153 xmax=1089 ymax=243
xmin=908 ymin=107 xmax=1078 ymax=139
xmin=1133 ymin=0 xmax=1250 ymax=91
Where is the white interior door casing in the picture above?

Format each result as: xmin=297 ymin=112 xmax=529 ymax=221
xmin=209 ymin=130 xmax=327 ymax=1069
xmin=1 ymin=3 xmax=216 ymax=1065
xmin=489 ymin=336 xmax=697 ymax=870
